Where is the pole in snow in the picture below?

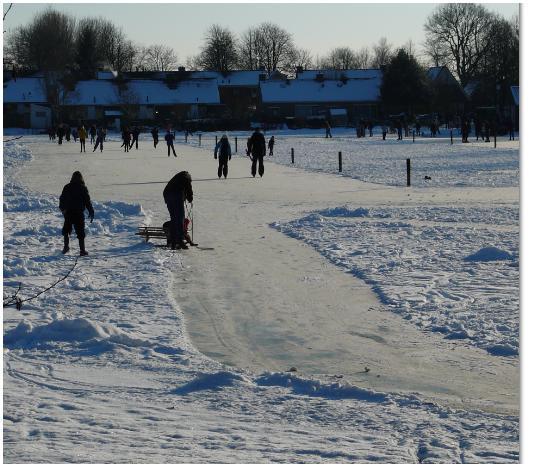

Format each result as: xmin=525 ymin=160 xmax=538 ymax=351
xmin=450 ymin=129 xmax=453 ymax=145
xmin=235 ymin=137 xmax=238 ymax=153
xmin=199 ymin=133 xmax=201 ymax=147
xmin=291 ymin=148 xmax=294 ymax=164
xmin=338 ymin=151 xmax=342 ymax=172
xmin=406 ymin=158 xmax=411 ymax=186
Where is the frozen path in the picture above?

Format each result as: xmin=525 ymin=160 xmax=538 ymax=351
xmin=18 ymin=135 xmax=518 ymax=415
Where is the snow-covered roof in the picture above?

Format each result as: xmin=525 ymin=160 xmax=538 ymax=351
xmin=97 ymin=71 xmax=118 ymax=80
xmin=61 ymin=79 xmax=221 ymax=105
xmin=511 ymin=86 xmax=519 ymax=106
xmin=62 ymin=80 xmax=119 ymax=105
xmin=260 ymin=78 xmax=381 ymax=104
xmin=126 ymin=79 xmax=220 ymax=104
xmin=188 ymin=70 xmax=266 ymax=86
xmin=3 ymin=77 xmax=48 ymax=104
xmin=296 ymin=69 xmax=382 ymax=81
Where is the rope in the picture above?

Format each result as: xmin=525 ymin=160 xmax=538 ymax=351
xmin=3 ymin=257 xmax=79 ymax=310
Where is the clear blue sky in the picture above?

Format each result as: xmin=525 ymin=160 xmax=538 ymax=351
xmin=3 ymin=2 xmax=519 ymax=64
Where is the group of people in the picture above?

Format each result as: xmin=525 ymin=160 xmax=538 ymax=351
xmin=59 ymin=127 xmax=277 ymax=255
xmin=50 ymin=123 xmax=106 ymax=152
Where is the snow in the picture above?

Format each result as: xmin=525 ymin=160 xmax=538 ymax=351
xmin=3 ymin=77 xmax=48 ymax=103
xmin=260 ymin=78 xmax=381 ymax=103
xmin=3 ymin=132 xmax=519 ymax=462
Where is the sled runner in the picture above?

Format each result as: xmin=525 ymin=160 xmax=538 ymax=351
xmin=136 ymin=226 xmax=202 ymax=248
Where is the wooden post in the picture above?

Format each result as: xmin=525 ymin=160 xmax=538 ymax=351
xmin=413 ymin=130 xmax=415 ymax=142
xmin=450 ymin=129 xmax=453 ymax=145
xmin=215 ymin=135 xmax=218 ymax=145
xmin=494 ymin=134 xmax=497 ymax=148
xmin=406 ymin=158 xmax=411 ymax=187
xmin=235 ymin=137 xmax=238 ymax=153
xmin=185 ymin=132 xmax=188 ymax=143
xmin=338 ymin=151 xmax=342 ymax=172
xmin=291 ymin=148 xmax=294 ymax=164
xmin=198 ymin=133 xmax=201 ymax=147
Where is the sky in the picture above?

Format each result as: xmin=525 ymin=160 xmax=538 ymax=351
xmin=3 ymin=2 xmax=520 ymax=64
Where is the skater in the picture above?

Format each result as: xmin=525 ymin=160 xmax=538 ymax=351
xmin=368 ymin=120 xmax=374 ymax=137
xmin=151 ymin=127 xmax=159 ymax=148
xmin=65 ymin=125 xmax=71 ymax=142
xmin=59 ymin=171 xmax=94 ymax=256
xmin=78 ymin=125 xmax=87 ymax=152
xmin=247 ymin=127 xmax=266 ymax=177
xmin=268 ymin=135 xmax=275 ymax=156
xmin=163 ymin=171 xmax=193 ymax=250
xmin=48 ymin=127 xmax=56 ymax=141
xmin=165 ymin=130 xmax=177 ymax=157
xmin=121 ymin=127 xmax=131 ymax=152
xmin=507 ymin=118 xmax=515 ymax=141
xmin=57 ymin=125 xmax=65 ymax=145
xmin=325 ymin=120 xmax=332 ymax=138
xmin=396 ymin=120 xmax=403 ymax=140
xmin=382 ymin=123 xmax=388 ymax=141
xmin=89 ymin=124 xmax=96 ymax=144
xmin=93 ymin=126 xmax=105 ymax=152
xmin=71 ymin=127 xmax=78 ymax=142
xmin=461 ymin=119 xmax=469 ymax=143
xmin=130 ymin=126 xmax=140 ymax=150
xmin=214 ymin=134 xmax=232 ymax=179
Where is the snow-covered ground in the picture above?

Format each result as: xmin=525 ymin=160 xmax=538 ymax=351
xmin=3 ymin=133 xmax=519 ymax=462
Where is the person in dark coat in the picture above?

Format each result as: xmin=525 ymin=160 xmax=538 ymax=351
xmin=57 ymin=125 xmax=65 ymax=145
xmin=214 ymin=135 xmax=232 ymax=179
xmin=59 ymin=171 xmax=94 ymax=256
xmin=151 ymin=127 xmax=159 ymax=148
xmin=165 ymin=130 xmax=177 ymax=157
xmin=163 ymin=171 xmax=193 ymax=249
xmin=247 ymin=128 xmax=266 ymax=177
xmin=130 ymin=126 xmax=140 ymax=150
xmin=93 ymin=127 xmax=105 ymax=152
xmin=268 ymin=135 xmax=275 ymax=156
xmin=89 ymin=125 xmax=96 ymax=144
xmin=121 ymin=127 xmax=131 ymax=152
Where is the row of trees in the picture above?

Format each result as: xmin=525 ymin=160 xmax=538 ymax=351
xmin=4 ymin=3 xmax=518 ymax=95
xmin=4 ymin=8 xmax=178 ymax=75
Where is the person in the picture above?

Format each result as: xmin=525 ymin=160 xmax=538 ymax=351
xmin=78 ymin=125 xmax=87 ymax=152
xmin=396 ymin=120 xmax=403 ymax=140
xmin=461 ymin=119 xmax=469 ymax=143
xmin=214 ymin=134 xmax=232 ymax=179
xmin=325 ymin=120 xmax=332 ymax=138
xmin=93 ymin=127 xmax=105 ymax=152
xmin=121 ymin=127 xmax=131 ymax=152
xmin=507 ymin=118 xmax=515 ymax=141
xmin=163 ymin=217 xmax=197 ymax=248
xmin=57 ymin=125 xmax=65 ymax=145
xmin=268 ymin=136 xmax=275 ymax=156
xmin=415 ymin=121 xmax=421 ymax=136
xmin=89 ymin=125 xmax=96 ymax=144
xmin=130 ymin=126 xmax=140 ymax=150
xmin=368 ymin=120 xmax=374 ymax=137
xmin=48 ymin=127 xmax=56 ymax=141
xmin=71 ymin=127 xmax=78 ymax=142
xmin=484 ymin=121 xmax=491 ymax=143
xmin=59 ymin=171 xmax=94 ymax=256
xmin=382 ymin=123 xmax=388 ymax=141
xmin=65 ymin=125 xmax=71 ymax=142
xmin=165 ymin=130 xmax=177 ymax=157
xmin=163 ymin=171 xmax=193 ymax=249
xmin=151 ymin=127 xmax=159 ymax=148
xmin=247 ymin=127 xmax=266 ymax=177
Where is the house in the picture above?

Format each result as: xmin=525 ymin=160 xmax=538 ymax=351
xmin=259 ymin=70 xmax=382 ymax=125
xmin=3 ymin=76 xmax=52 ymax=128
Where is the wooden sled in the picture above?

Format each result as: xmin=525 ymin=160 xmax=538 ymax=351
xmin=136 ymin=226 xmax=168 ymax=243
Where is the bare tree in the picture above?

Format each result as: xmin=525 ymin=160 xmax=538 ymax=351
xmin=5 ymin=8 xmax=76 ymax=70
xmin=195 ymin=24 xmax=238 ymax=72
xmin=324 ymin=47 xmax=358 ymax=69
xmin=238 ymin=22 xmax=295 ymax=72
xmin=424 ymin=3 xmax=495 ymax=87
xmin=370 ymin=37 xmax=393 ymax=68
xmin=141 ymin=44 xmax=178 ymax=71
xmin=356 ymin=47 xmax=371 ymax=68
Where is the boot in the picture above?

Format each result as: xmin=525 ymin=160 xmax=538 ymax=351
xmin=79 ymin=237 xmax=88 ymax=256
xmin=62 ymin=235 xmax=70 ymax=254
